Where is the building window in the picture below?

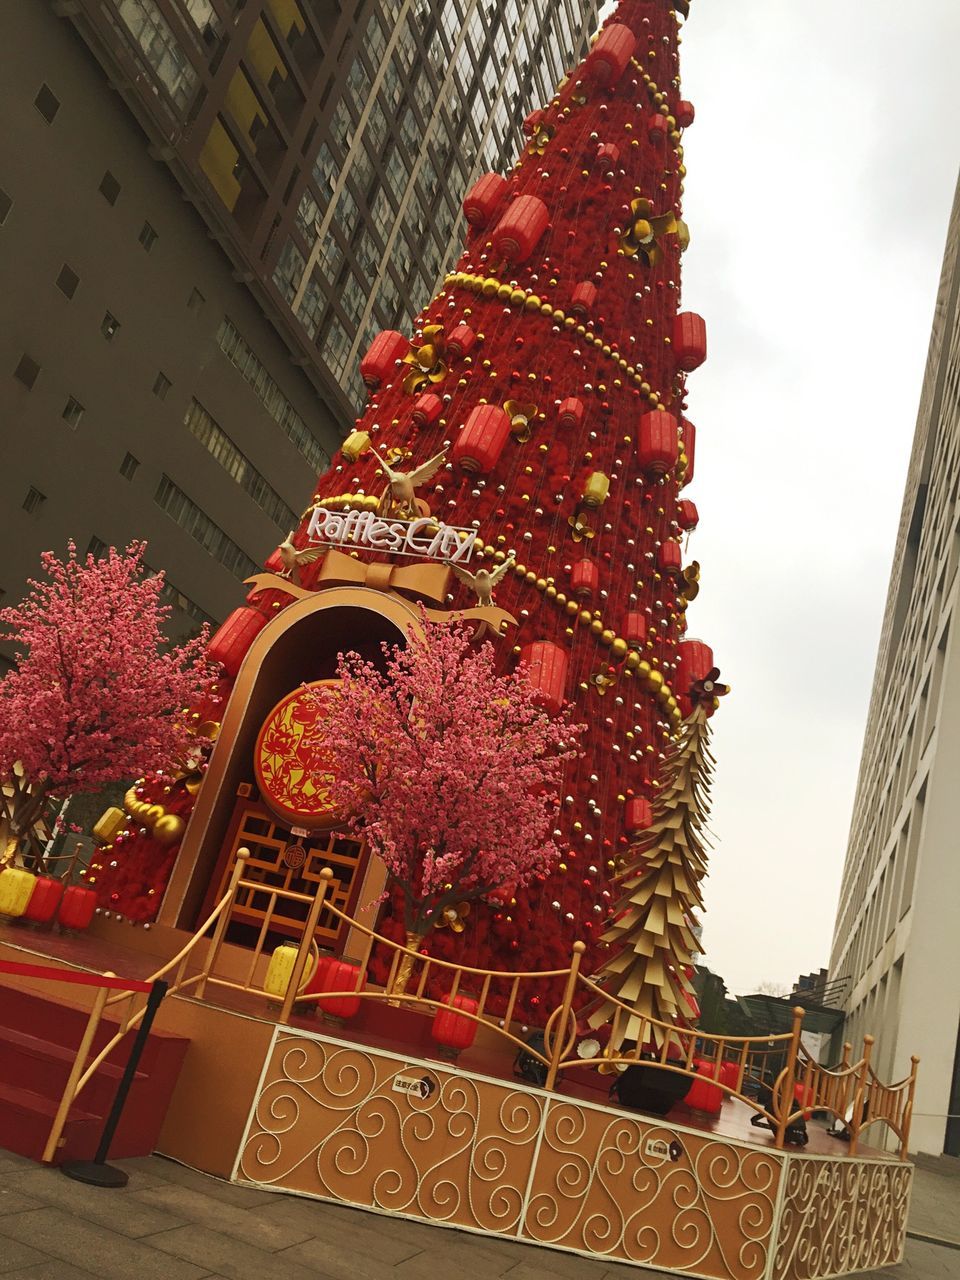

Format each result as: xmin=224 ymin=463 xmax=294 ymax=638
xmin=0 ymin=188 xmax=11 ymax=226
xmin=155 ymin=577 xmax=214 ymax=628
xmin=34 ymin=84 xmax=60 ymax=124
xmin=154 ymin=475 xmax=258 ymax=579
xmin=87 ymin=536 xmax=108 ymax=559
xmin=187 ymin=286 xmax=205 ymax=312
xmin=99 ymin=171 xmax=121 ymax=205
xmin=216 ymin=317 xmax=328 ymax=472
xmin=184 ymin=398 xmax=296 ymax=531
xmin=62 ymin=396 xmax=84 ymax=428
xmin=120 ymin=451 xmax=140 ymax=480
xmin=56 ymin=264 xmax=80 ymax=299
xmin=153 ymin=371 xmax=172 ymax=399
xmin=139 ymin=220 xmax=158 ymax=251
xmin=101 ymin=312 xmax=120 ymax=340
xmin=13 ymin=355 xmax=40 ymax=390
xmin=23 ymin=486 xmax=46 ymax=514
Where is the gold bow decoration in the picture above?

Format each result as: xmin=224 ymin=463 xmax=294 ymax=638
xmin=590 ymin=669 xmax=618 ymax=696
xmin=529 ymin=123 xmax=554 ymax=155
xmin=314 ymin=547 xmax=452 ymax=606
xmin=172 ymin=717 xmax=221 ymax=796
xmin=436 ymin=901 xmax=471 ymax=932
xmin=690 ymin=666 xmax=731 ymax=711
xmin=402 ymin=325 xmax=448 ymax=394
xmin=677 ymin=560 xmax=700 ymax=608
xmin=504 ymin=400 xmax=538 ymax=443
xmin=620 ymin=197 xmax=678 ymax=266
xmin=568 ymin=512 xmax=597 ymax=543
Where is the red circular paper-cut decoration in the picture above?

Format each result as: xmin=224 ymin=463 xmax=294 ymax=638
xmin=254 ymin=680 xmax=345 ymax=829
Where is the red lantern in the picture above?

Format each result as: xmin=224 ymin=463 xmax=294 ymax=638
xmin=622 ymin=610 xmax=646 ymax=649
xmin=451 ymin=404 xmax=511 ymax=474
xmin=244 ymin=586 xmax=292 ymax=615
xmin=625 ymin=796 xmax=653 ymax=837
xmin=519 ymin=641 xmax=568 ymax=716
xmin=570 ymin=281 xmax=598 ymax=317
xmin=676 ymin=100 xmax=695 ymax=128
xmin=673 ymin=312 xmax=707 ymax=372
xmin=657 ymin=541 xmax=682 ymax=574
xmin=794 ymin=1082 xmax=815 ymax=1118
xmin=446 ymin=323 xmax=476 ymax=358
xmin=491 ymin=195 xmax=549 ymax=263
xmin=24 ymin=876 xmax=64 ymax=925
xmin=680 ymin=418 xmax=696 ymax=486
xmin=570 ymin=558 xmax=599 ymax=599
xmin=412 ymin=392 xmax=443 ymax=426
xmin=558 ymin=397 xmax=585 ymax=430
xmin=637 ymin=411 xmax=679 ymax=475
xmin=309 ymin=956 xmax=363 ymax=1021
xmin=596 ymin=142 xmax=620 ymax=173
xmin=647 ymin=113 xmax=669 ymax=144
xmin=207 ymin=607 xmax=269 ymax=678
xmin=463 ymin=172 xmax=509 ymax=227
xmin=719 ymin=1060 xmax=741 ymax=1093
xmin=360 ymin=330 xmax=408 ymax=389
xmin=486 ymin=881 xmax=516 ymax=907
xmin=677 ymin=499 xmax=699 ymax=531
xmin=584 ymin=23 xmax=636 ymax=86
xmin=431 ymin=992 xmax=478 ymax=1057
xmin=686 ymin=1060 xmax=723 ymax=1114
xmin=263 ymin=547 xmax=285 ymax=574
xmin=676 ymin=639 xmax=714 ymax=716
xmin=59 ymin=885 xmax=97 ymax=931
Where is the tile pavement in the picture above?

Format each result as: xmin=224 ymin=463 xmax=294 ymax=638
xmin=0 ymin=1148 xmax=956 ymax=1280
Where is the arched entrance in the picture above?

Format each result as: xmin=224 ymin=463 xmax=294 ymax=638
xmin=159 ymin=587 xmax=422 ymax=939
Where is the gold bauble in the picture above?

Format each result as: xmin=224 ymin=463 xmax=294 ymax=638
xmin=153 ymin=815 xmax=186 ymax=846
xmin=611 ymin=638 xmax=628 ymax=660
xmin=144 ymin=804 xmax=165 ymax=827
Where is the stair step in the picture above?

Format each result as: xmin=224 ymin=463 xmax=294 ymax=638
xmin=0 ymin=1025 xmax=145 ymax=1108
xmin=0 ymin=1080 xmax=100 ymax=1163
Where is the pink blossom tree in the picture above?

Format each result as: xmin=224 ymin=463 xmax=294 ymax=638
xmin=0 ymin=542 xmax=215 ymax=866
xmin=306 ymin=615 xmax=582 ymax=990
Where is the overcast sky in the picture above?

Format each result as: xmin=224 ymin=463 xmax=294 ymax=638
xmin=595 ymin=1 xmax=960 ymax=992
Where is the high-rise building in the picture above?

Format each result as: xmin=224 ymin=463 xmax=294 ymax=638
xmin=1 ymin=0 xmax=598 ymax=648
xmin=829 ymin=174 xmax=960 ymax=1155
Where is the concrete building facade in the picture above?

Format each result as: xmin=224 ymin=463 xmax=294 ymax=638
xmin=829 ymin=174 xmax=960 ymax=1155
xmin=1 ymin=0 xmax=597 ymax=645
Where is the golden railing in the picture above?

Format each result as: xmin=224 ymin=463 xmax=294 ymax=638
xmin=185 ymin=852 xmax=919 ymax=1157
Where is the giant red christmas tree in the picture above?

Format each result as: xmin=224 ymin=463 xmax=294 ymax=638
xmin=90 ymin=0 xmax=720 ymax=1027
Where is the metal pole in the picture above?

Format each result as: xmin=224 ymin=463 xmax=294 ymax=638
xmin=42 ymin=977 xmax=112 ymax=1164
xmin=773 ymin=1006 xmax=805 ymax=1149
xmin=61 ymin=979 xmax=168 ymax=1187
xmin=544 ymin=941 xmax=585 ymax=1091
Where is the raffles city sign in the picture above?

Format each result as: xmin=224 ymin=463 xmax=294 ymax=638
xmin=305 ymin=507 xmax=478 ymax=564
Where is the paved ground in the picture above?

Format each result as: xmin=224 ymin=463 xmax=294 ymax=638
xmin=0 ymin=1147 xmax=957 ymax=1280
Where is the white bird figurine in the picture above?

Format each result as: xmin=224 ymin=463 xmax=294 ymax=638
xmin=450 ymin=555 xmax=515 ymax=608
xmin=277 ymin=532 xmax=324 ymax=584
xmin=371 ymin=446 xmax=447 ymax=518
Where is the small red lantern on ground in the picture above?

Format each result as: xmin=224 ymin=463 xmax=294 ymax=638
xmin=719 ymin=1061 xmax=741 ymax=1093
xmin=677 ymin=499 xmax=699 ymax=531
xmin=673 ymin=312 xmax=707 ymax=372
xmin=412 ymin=392 xmax=443 ymax=426
xmin=431 ymin=992 xmax=479 ymax=1058
xmin=624 ymin=796 xmax=653 ymax=837
xmin=686 ymin=1060 xmax=723 ymax=1115
xmin=570 ymin=558 xmax=599 ymax=599
xmin=680 ymin=418 xmax=696 ymax=486
xmin=647 ymin=113 xmax=669 ymax=144
xmin=584 ymin=23 xmax=636 ymax=86
xmin=558 ymin=397 xmax=585 ymax=430
xmin=637 ymin=411 xmax=679 ymax=475
xmin=463 ymin=172 xmax=509 ymax=227
xmin=676 ymin=100 xmax=696 ymax=128
xmin=24 ymin=876 xmax=64 ymax=925
xmin=569 ymin=281 xmax=598 ymax=317
xmin=447 ymin=323 xmax=476 ymax=358
xmin=59 ymin=885 xmax=97 ymax=931
xmin=309 ymin=956 xmax=363 ymax=1022
xmin=622 ymin=611 xmax=646 ymax=648
xmin=657 ymin=541 xmax=682 ymax=575
xmin=207 ymin=607 xmax=269 ymax=679
xmin=519 ymin=641 xmax=568 ymax=716
xmin=491 ymin=195 xmax=549 ymax=264
xmin=451 ymin=404 xmax=512 ymax=473
xmin=360 ymin=330 xmax=408 ymax=389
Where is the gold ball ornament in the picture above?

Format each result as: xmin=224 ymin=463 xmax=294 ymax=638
xmin=153 ymin=815 xmax=186 ymax=846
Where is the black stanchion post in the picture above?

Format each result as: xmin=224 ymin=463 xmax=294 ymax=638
xmin=61 ymin=979 xmax=168 ymax=1188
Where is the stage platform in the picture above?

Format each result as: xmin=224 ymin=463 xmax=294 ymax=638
xmin=0 ymin=918 xmax=913 ymax=1280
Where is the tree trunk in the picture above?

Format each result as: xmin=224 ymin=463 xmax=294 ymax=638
xmin=389 ymin=931 xmax=425 ymax=999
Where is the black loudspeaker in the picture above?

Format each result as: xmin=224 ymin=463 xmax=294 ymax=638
xmin=514 ymin=1032 xmax=548 ymax=1087
xmin=610 ymin=1060 xmax=693 ymax=1117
